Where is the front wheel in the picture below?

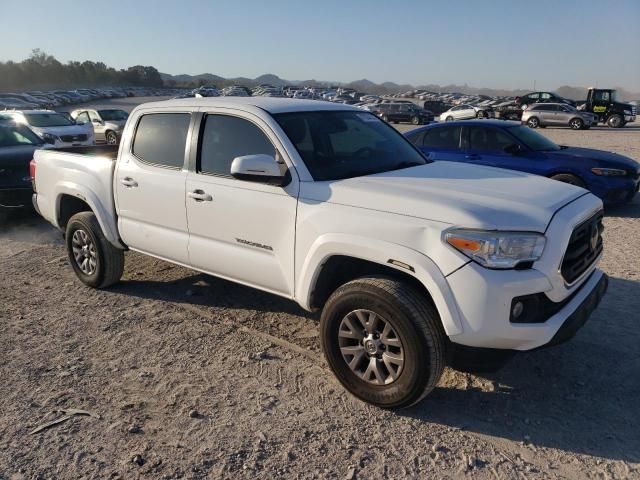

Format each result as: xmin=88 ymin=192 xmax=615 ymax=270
xmin=527 ymin=117 xmax=540 ymax=128
xmin=411 ymin=116 xmax=421 ymax=125
xmin=66 ymin=212 xmax=124 ymax=288
xmin=476 ymin=110 xmax=486 ymax=119
xmin=569 ymin=118 xmax=584 ymax=130
xmin=320 ymin=276 xmax=445 ymax=409
xmin=445 ymin=116 xmax=454 ymax=122
xmin=550 ymin=173 xmax=585 ymax=188
xmin=607 ymin=114 xmax=623 ymax=128
xmin=105 ymin=131 xmax=118 ymax=145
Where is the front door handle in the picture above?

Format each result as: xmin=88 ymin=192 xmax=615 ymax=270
xmin=121 ymin=177 xmax=138 ymax=188
xmin=465 ymin=154 xmax=480 ymax=160
xmin=187 ymin=189 xmax=213 ymax=202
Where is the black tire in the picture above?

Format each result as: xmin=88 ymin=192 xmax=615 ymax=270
xmin=382 ymin=115 xmax=389 ymax=122
xmin=607 ymin=114 xmax=623 ymax=128
xmin=445 ymin=116 xmax=454 ymax=122
xmin=526 ymin=117 xmax=540 ymax=128
xmin=320 ymin=276 xmax=445 ymax=409
xmin=105 ymin=131 xmax=118 ymax=145
xmin=550 ymin=173 xmax=585 ymax=188
xmin=569 ymin=118 xmax=584 ymax=130
xmin=476 ymin=110 xmax=486 ymax=119
xmin=65 ymin=212 xmax=124 ymax=288
xmin=411 ymin=116 xmax=421 ymax=125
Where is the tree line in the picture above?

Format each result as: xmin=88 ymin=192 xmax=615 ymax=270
xmin=0 ymin=50 xmax=163 ymax=91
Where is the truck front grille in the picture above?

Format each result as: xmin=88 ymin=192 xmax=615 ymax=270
xmin=60 ymin=134 xmax=87 ymax=142
xmin=561 ymin=211 xmax=604 ymax=284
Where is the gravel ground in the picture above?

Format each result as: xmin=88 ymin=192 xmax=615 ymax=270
xmin=1 ymin=99 xmax=639 ymax=479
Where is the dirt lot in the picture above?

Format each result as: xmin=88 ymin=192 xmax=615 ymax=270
xmin=1 ymin=99 xmax=639 ymax=479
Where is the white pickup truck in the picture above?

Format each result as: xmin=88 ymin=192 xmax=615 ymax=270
xmin=32 ymin=98 xmax=608 ymax=408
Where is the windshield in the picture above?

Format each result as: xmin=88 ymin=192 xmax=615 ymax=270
xmin=0 ymin=124 xmax=43 ymax=147
xmin=98 ymin=109 xmax=129 ymax=121
xmin=24 ymin=113 xmax=74 ymax=127
xmin=507 ymin=125 xmax=561 ymax=151
xmin=274 ymin=110 xmax=428 ymax=181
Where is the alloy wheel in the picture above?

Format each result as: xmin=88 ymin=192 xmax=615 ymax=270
xmin=338 ymin=309 xmax=405 ymax=385
xmin=71 ymin=229 xmax=97 ymax=275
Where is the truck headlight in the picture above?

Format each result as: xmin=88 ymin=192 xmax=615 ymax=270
xmin=445 ymin=229 xmax=546 ymax=269
xmin=591 ymin=168 xmax=628 ymax=176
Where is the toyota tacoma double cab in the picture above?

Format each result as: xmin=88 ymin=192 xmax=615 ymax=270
xmin=32 ymin=97 xmax=608 ymax=408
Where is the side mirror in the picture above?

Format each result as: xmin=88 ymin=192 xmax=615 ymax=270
xmin=504 ymin=143 xmax=523 ymax=155
xmin=44 ymin=136 xmax=56 ymax=145
xmin=230 ymin=154 xmax=290 ymax=187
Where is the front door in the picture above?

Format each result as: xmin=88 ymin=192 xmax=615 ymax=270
xmin=88 ymin=110 xmax=107 ymax=141
xmin=185 ymin=112 xmax=298 ymax=297
xmin=115 ymin=112 xmax=192 ymax=264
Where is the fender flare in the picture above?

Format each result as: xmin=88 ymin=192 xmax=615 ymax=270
xmin=55 ymin=181 xmax=124 ymax=249
xmin=297 ymin=233 xmax=464 ymax=336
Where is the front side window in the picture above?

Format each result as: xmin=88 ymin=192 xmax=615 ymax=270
xmin=467 ymin=127 xmax=515 ymax=152
xmin=132 ymin=113 xmax=191 ymax=168
xmin=422 ymin=126 xmax=462 ymax=150
xmin=98 ymin=109 xmax=129 ymax=121
xmin=507 ymin=125 xmax=560 ymax=151
xmin=199 ymin=115 xmax=275 ymax=176
xmin=275 ymin=110 xmax=427 ymax=181
xmin=75 ymin=112 xmax=90 ymax=124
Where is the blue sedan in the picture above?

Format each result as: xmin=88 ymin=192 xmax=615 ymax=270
xmin=404 ymin=120 xmax=640 ymax=204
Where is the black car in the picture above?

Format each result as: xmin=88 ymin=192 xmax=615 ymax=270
xmin=0 ymin=120 xmax=44 ymax=219
xmin=372 ymin=103 xmax=434 ymax=125
xmin=515 ymin=92 xmax=574 ymax=109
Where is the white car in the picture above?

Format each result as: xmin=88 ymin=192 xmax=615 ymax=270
xmin=71 ymin=108 xmax=129 ymax=145
xmin=32 ymin=97 xmax=607 ymax=409
xmin=3 ymin=110 xmax=94 ymax=147
xmin=440 ymin=104 xmax=493 ymax=121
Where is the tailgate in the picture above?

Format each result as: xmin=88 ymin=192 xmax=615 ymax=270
xmin=0 ymin=145 xmax=36 ymax=190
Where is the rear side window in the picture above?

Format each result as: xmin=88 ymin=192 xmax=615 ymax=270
xmin=132 ymin=113 xmax=191 ymax=168
xmin=422 ymin=126 xmax=462 ymax=149
xmin=199 ymin=115 xmax=275 ymax=176
xmin=467 ymin=126 xmax=515 ymax=151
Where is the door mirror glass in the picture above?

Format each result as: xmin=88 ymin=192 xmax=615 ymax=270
xmin=230 ymin=154 xmax=289 ymax=186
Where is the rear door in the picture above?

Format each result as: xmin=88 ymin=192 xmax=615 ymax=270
xmin=417 ymin=125 xmax=466 ymax=162
xmin=463 ymin=125 xmax=531 ymax=171
xmin=114 ymin=111 xmax=192 ymax=264
xmin=185 ymin=111 xmax=298 ymax=297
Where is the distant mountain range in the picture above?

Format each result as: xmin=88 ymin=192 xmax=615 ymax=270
xmin=160 ymin=72 xmax=639 ymax=101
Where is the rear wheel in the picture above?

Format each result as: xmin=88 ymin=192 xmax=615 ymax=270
xmin=445 ymin=116 xmax=454 ymax=122
xmin=411 ymin=116 xmax=421 ymax=125
xmin=569 ymin=118 xmax=584 ymax=130
xmin=527 ymin=117 xmax=540 ymax=128
xmin=550 ymin=173 xmax=585 ymax=188
xmin=607 ymin=114 xmax=623 ymax=128
xmin=66 ymin=212 xmax=124 ymax=288
xmin=320 ymin=276 xmax=445 ymax=409
xmin=476 ymin=110 xmax=486 ymax=119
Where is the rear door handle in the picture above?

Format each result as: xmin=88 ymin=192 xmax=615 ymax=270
xmin=121 ymin=177 xmax=138 ymax=188
xmin=187 ymin=189 xmax=213 ymax=202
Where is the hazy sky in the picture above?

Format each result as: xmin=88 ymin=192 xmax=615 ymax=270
xmin=2 ymin=0 xmax=639 ymax=91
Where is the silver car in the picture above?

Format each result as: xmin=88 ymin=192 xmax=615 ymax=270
xmin=439 ymin=104 xmax=494 ymax=121
xmin=71 ymin=108 xmax=129 ymax=144
xmin=522 ymin=103 xmax=598 ymax=130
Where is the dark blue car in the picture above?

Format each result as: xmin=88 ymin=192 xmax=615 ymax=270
xmin=404 ymin=120 xmax=640 ymax=204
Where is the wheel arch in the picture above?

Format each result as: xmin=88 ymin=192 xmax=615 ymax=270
xmin=54 ymin=183 xmax=123 ymax=248
xmin=297 ymin=234 xmax=464 ymax=336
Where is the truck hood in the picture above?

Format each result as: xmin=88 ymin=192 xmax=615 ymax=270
xmin=300 ymin=162 xmax=588 ymax=231
xmin=31 ymin=124 xmax=93 ymax=137
xmin=550 ymin=146 xmax=640 ymax=171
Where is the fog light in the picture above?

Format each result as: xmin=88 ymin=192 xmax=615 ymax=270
xmin=512 ymin=301 xmax=524 ymax=319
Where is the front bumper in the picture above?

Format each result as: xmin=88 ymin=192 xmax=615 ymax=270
xmin=625 ymin=115 xmax=636 ymax=123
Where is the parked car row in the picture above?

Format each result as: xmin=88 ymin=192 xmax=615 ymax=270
xmin=0 ymin=87 xmax=182 ymax=111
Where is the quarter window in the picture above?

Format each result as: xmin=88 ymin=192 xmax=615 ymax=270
xmin=199 ymin=115 xmax=275 ymax=176
xmin=132 ymin=113 xmax=191 ymax=168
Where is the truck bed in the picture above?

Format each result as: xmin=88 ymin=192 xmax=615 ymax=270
xmin=49 ymin=144 xmax=119 ymax=160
